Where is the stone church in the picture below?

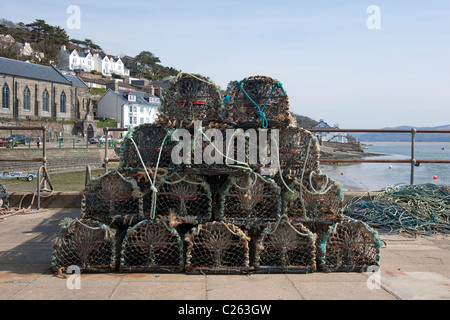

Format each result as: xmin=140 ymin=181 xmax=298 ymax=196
xmin=0 ymin=57 xmax=93 ymax=122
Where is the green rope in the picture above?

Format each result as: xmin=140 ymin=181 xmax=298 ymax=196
xmin=235 ymin=78 xmax=286 ymax=128
xmin=344 ymin=183 xmax=450 ymax=235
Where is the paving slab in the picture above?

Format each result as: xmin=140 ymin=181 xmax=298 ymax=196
xmin=0 ymin=208 xmax=449 ymax=301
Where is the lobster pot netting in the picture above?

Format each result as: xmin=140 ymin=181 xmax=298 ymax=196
xmin=119 ymin=220 xmax=184 ymax=272
xmin=254 ymin=219 xmax=316 ymax=273
xmin=185 ymin=221 xmax=250 ymax=274
xmin=0 ymin=182 xmax=8 ymax=208
xmin=119 ymin=124 xmax=174 ymax=170
xmin=227 ymin=75 xmax=291 ymax=127
xmin=274 ymin=127 xmax=320 ymax=176
xmin=319 ymin=218 xmax=382 ymax=272
xmin=144 ymin=172 xmax=213 ymax=223
xmin=159 ymin=73 xmax=225 ymax=122
xmin=281 ymin=172 xmax=344 ymax=222
xmin=81 ymin=171 xmax=143 ymax=223
xmin=219 ymin=173 xmax=281 ymax=226
xmin=51 ymin=218 xmax=117 ymax=272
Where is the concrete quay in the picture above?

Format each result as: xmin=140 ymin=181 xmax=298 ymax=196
xmin=0 ymin=207 xmax=449 ymax=301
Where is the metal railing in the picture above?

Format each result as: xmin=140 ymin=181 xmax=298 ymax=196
xmin=0 ymin=125 xmax=51 ymax=208
xmin=100 ymin=126 xmax=450 ymax=185
xmin=308 ymin=128 xmax=450 ymax=184
xmin=103 ymin=127 xmax=129 ymax=173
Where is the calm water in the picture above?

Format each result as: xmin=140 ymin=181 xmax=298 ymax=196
xmin=320 ymin=143 xmax=450 ymax=191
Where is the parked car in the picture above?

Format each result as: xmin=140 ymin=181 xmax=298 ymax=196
xmin=5 ymin=135 xmax=27 ymax=145
xmin=89 ymin=136 xmax=100 ymax=144
xmin=89 ymin=135 xmax=112 ymax=144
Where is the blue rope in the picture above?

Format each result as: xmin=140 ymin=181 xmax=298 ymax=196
xmin=235 ymin=78 xmax=286 ymax=129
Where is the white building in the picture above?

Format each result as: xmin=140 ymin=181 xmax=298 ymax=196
xmin=97 ymin=89 xmax=160 ymax=128
xmin=312 ymin=119 xmax=348 ymax=143
xmin=59 ymin=46 xmax=129 ymax=76
xmin=92 ymin=54 xmax=129 ymax=77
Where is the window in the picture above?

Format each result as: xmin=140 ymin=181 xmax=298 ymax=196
xmin=42 ymin=89 xmax=49 ymax=112
xmin=23 ymin=86 xmax=30 ymax=111
xmin=2 ymin=84 xmax=9 ymax=109
xmin=60 ymin=91 xmax=66 ymax=113
xmin=129 ymin=113 xmax=133 ymax=125
xmin=140 ymin=117 xmax=144 ymax=124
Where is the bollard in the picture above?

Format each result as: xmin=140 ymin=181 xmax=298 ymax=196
xmin=59 ymin=138 xmax=62 ymax=148
xmin=29 ymin=138 xmax=31 ymax=149
xmin=73 ymin=139 xmax=75 ymax=149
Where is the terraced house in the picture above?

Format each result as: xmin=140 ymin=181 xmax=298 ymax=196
xmin=0 ymin=56 xmax=92 ymax=121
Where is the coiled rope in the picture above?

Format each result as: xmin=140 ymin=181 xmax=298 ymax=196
xmin=344 ymin=183 xmax=450 ymax=235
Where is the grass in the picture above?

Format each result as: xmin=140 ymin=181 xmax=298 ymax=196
xmin=1 ymin=168 xmax=108 ymax=193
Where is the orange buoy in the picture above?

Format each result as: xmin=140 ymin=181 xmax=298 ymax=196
xmin=433 ymin=176 xmax=438 ymax=180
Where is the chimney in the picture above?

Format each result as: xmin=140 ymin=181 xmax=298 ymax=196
xmin=106 ymin=80 xmax=119 ymax=92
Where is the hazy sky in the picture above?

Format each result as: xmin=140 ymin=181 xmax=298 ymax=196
xmin=2 ymin=0 xmax=449 ymax=128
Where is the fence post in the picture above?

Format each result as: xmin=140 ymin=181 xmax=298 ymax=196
xmin=410 ymin=128 xmax=416 ymax=185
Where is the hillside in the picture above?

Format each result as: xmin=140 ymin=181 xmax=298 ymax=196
xmin=355 ymin=125 xmax=450 ymax=142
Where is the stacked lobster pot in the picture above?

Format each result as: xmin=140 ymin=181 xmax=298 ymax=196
xmin=51 ymin=73 xmax=382 ymax=274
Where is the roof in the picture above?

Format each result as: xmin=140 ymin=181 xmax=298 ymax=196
xmin=63 ymin=74 xmax=89 ymax=89
xmin=313 ymin=119 xmax=332 ymax=128
xmin=101 ymin=89 xmax=160 ymax=107
xmin=0 ymin=57 xmax=72 ymax=85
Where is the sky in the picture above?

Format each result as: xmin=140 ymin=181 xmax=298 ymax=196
xmin=1 ymin=0 xmax=450 ymax=129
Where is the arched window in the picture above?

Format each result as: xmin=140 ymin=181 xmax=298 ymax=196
xmin=42 ymin=89 xmax=49 ymax=112
xmin=23 ymin=86 xmax=30 ymax=111
xmin=60 ymin=91 xmax=66 ymax=113
xmin=2 ymin=84 xmax=9 ymax=109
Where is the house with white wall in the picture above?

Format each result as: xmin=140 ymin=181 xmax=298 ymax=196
xmin=97 ymin=89 xmax=160 ymax=128
xmin=59 ymin=46 xmax=130 ymax=76
xmin=312 ymin=119 xmax=348 ymax=143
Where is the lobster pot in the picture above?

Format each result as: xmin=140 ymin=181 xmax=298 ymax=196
xmin=218 ymin=173 xmax=281 ymax=226
xmin=318 ymin=218 xmax=382 ymax=272
xmin=0 ymin=182 xmax=8 ymax=208
xmin=227 ymin=75 xmax=291 ymax=127
xmin=185 ymin=221 xmax=251 ymax=274
xmin=144 ymin=172 xmax=213 ymax=223
xmin=119 ymin=220 xmax=184 ymax=272
xmin=281 ymin=173 xmax=343 ymax=222
xmin=81 ymin=171 xmax=143 ymax=224
xmin=51 ymin=219 xmax=117 ymax=273
xmin=254 ymin=219 xmax=316 ymax=273
xmin=119 ymin=124 xmax=174 ymax=170
xmin=159 ymin=73 xmax=225 ymax=122
xmin=274 ymin=127 xmax=320 ymax=176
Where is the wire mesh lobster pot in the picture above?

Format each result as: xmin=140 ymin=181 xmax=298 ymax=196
xmin=119 ymin=123 xmax=174 ymax=170
xmin=218 ymin=173 xmax=281 ymax=226
xmin=185 ymin=221 xmax=251 ymax=274
xmin=81 ymin=171 xmax=143 ymax=224
xmin=143 ymin=172 xmax=213 ymax=223
xmin=119 ymin=220 xmax=184 ymax=272
xmin=227 ymin=75 xmax=291 ymax=127
xmin=254 ymin=219 xmax=316 ymax=273
xmin=318 ymin=218 xmax=382 ymax=272
xmin=51 ymin=218 xmax=117 ymax=273
xmin=281 ymin=172 xmax=344 ymax=223
xmin=0 ymin=182 xmax=8 ymax=208
xmin=159 ymin=73 xmax=225 ymax=123
xmin=275 ymin=126 xmax=320 ymax=176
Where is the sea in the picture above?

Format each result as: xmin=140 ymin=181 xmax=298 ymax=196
xmin=319 ymin=142 xmax=450 ymax=191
